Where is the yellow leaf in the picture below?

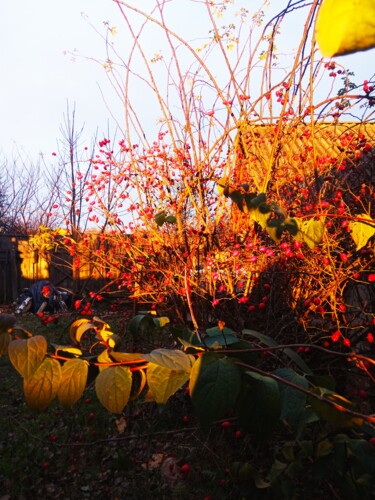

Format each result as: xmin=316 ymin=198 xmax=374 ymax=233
xmin=265 ymin=225 xmax=281 ymax=245
xmin=156 ymin=317 xmax=170 ymax=328
xmin=0 ymin=332 xmax=11 ymax=356
xmin=217 ymin=177 xmax=230 ymax=196
xmin=97 ymin=349 xmax=113 ymax=372
xmin=130 ymin=369 xmax=147 ymax=400
xmin=144 ymin=349 xmax=195 ymax=373
xmin=23 ymin=358 xmax=62 ymax=411
xmin=295 ymin=218 xmax=325 ymax=249
xmin=107 ymin=333 xmax=122 ymax=349
xmin=146 ymin=362 xmax=189 ymax=404
xmin=8 ymin=336 xmax=47 ymax=380
xmin=110 ymin=352 xmax=146 ymax=363
xmin=70 ymin=319 xmax=95 ymax=345
xmin=349 ymin=214 xmax=375 ymax=250
xmin=315 ymin=0 xmax=375 ymax=57
xmin=57 ymin=358 xmax=89 ymax=408
xmin=54 ymin=346 xmax=83 ymax=357
xmin=95 ymin=366 xmax=132 ymax=413
xmin=250 ymin=208 xmax=271 ymax=230
xmin=189 ymin=356 xmax=203 ymax=396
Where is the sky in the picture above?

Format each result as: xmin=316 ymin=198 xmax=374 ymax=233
xmin=1 ymin=0 xmax=374 ymax=162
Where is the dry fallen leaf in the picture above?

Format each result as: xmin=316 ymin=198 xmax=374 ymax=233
xmin=115 ymin=416 xmax=127 ymax=434
xmin=160 ymin=457 xmax=182 ymax=484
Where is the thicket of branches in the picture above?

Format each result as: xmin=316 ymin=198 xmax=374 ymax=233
xmin=2 ymin=1 xmax=375 ymax=342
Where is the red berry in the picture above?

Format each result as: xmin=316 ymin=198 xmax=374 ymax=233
xmin=369 ymin=437 xmax=375 ymax=447
xmin=221 ymin=421 xmax=231 ymax=428
xmin=343 ymin=338 xmax=351 ymax=347
xmin=331 ymin=330 xmax=341 ymax=342
xmin=368 ymin=274 xmax=375 ymax=282
xmin=367 ymin=333 xmax=374 ymax=344
xmin=180 ymin=464 xmax=190 ymax=474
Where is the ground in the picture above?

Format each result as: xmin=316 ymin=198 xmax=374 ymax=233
xmin=1 ymin=310 xmax=374 ymax=499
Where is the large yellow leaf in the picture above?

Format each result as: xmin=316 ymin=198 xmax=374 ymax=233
xmin=295 ymin=218 xmax=325 ymax=249
xmin=0 ymin=332 xmax=11 ymax=357
xmin=57 ymin=358 xmax=89 ymax=408
xmin=8 ymin=336 xmax=47 ymax=380
xmin=146 ymin=362 xmax=189 ymax=405
xmin=95 ymin=366 xmax=132 ymax=413
xmin=143 ymin=349 xmax=195 ymax=373
xmin=23 ymin=357 xmax=62 ymax=411
xmin=349 ymin=214 xmax=375 ymax=250
xmin=316 ymin=0 xmax=375 ymax=57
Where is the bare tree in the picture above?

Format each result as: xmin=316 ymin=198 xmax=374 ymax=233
xmin=0 ymin=152 xmax=55 ymax=233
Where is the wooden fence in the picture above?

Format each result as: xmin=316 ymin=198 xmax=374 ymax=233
xmin=0 ymin=234 xmax=113 ymax=304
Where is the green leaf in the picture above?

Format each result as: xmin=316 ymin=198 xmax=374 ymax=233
xmin=205 ymin=326 xmax=235 ymax=337
xmin=249 ymin=193 xmax=267 ymax=209
xmin=228 ymin=190 xmax=245 ymax=210
xmin=243 ymin=193 xmax=257 ymax=212
xmin=237 ymin=371 xmax=281 ymax=439
xmin=273 ymin=368 xmax=310 ymax=430
xmin=242 ymin=329 xmax=313 ymax=375
xmin=284 ymin=218 xmax=298 ymax=236
xmin=165 ymin=215 xmax=177 ymax=224
xmin=308 ymin=388 xmax=363 ymax=428
xmin=227 ymin=340 xmax=259 ymax=366
xmin=128 ymin=314 xmax=156 ymax=336
xmin=189 ymin=353 xmax=242 ymax=427
xmin=349 ymin=214 xmax=375 ymax=250
xmin=315 ymin=0 xmax=375 ymax=57
xmin=143 ymin=349 xmax=195 ymax=373
xmin=267 ymin=219 xmax=282 ymax=228
xmin=155 ymin=210 xmax=166 ymax=226
xmin=204 ymin=333 xmax=238 ymax=348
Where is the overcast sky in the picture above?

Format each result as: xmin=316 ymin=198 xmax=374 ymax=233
xmin=1 ymin=0 xmax=122 ymax=159
xmin=1 ymin=1 xmax=373 ymax=162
